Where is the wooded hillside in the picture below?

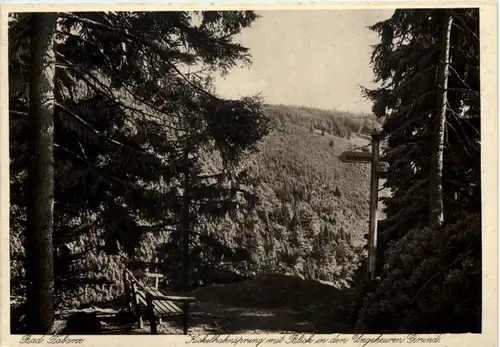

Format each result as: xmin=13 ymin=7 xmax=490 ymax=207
xmin=11 ymin=103 xmax=377 ymax=308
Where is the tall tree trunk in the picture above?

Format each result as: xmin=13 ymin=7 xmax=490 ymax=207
xmin=429 ymin=13 xmax=453 ymax=229
xmin=182 ymin=135 xmax=190 ymax=293
xmin=181 ymin=134 xmax=191 ymax=335
xmin=25 ymin=13 xmax=57 ymax=334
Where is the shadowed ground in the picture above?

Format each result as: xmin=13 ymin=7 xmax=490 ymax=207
xmin=53 ymin=275 xmax=352 ymax=335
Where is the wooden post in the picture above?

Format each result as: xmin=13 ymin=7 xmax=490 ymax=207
xmin=132 ymin=282 xmax=143 ymax=329
xmin=368 ymin=132 xmax=381 ymax=280
xmin=146 ymin=293 xmax=158 ymax=335
xmin=154 ymin=276 xmax=162 ymax=324
xmin=182 ymin=301 xmax=189 ymax=335
xmin=123 ymin=271 xmax=131 ymax=310
xmin=181 ymin=135 xmax=191 ymax=336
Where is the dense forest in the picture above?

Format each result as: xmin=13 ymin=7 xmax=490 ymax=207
xmin=11 ymin=101 xmax=377 ymax=305
xmin=9 ymin=8 xmax=481 ymax=335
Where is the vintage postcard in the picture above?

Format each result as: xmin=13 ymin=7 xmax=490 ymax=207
xmin=0 ymin=1 xmax=497 ymax=347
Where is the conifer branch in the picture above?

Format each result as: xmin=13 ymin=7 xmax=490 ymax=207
xmin=55 ymin=101 xmax=150 ymax=155
xmin=57 ymin=52 xmax=182 ymax=131
xmin=409 ymin=242 xmax=479 ymax=305
xmin=53 ymin=143 xmax=142 ymax=192
xmin=449 ymin=10 xmax=480 ymax=42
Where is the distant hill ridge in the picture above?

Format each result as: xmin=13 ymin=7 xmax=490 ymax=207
xmin=264 ymin=104 xmax=380 ymax=138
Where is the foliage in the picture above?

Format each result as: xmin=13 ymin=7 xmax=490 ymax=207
xmin=355 ymin=212 xmax=481 ymax=333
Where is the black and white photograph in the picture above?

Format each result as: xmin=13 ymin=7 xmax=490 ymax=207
xmin=4 ymin=4 xmax=495 ymax=341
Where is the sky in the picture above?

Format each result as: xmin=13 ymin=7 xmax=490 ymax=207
xmin=213 ymin=10 xmax=393 ymax=114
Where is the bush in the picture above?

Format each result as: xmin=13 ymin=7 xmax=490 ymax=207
xmin=353 ymin=212 xmax=481 ymax=333
xmin=10 ymin=224 xmax=125 ymax=314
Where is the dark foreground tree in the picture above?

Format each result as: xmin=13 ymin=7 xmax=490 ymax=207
xmin=25 ymin=13 xmax=57 ymax=334
xmin=155 ymin=94 xmax=269 ymax=291
xmin=10 ymin=10 xmax=269 ymax=332
xmin=350 ymin=8 xmax=481 ymax=333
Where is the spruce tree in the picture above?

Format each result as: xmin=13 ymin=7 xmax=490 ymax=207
xmin=352 ymin=8 xmax=481 ymax=332
xmin=10 ymin=10 xmax=269 ymax=331
xmin=362 ymin=8 xmax=480 ymax=272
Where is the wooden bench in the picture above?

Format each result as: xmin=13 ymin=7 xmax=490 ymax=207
xmin=123 ymin=268 xmax=195 ymax=335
